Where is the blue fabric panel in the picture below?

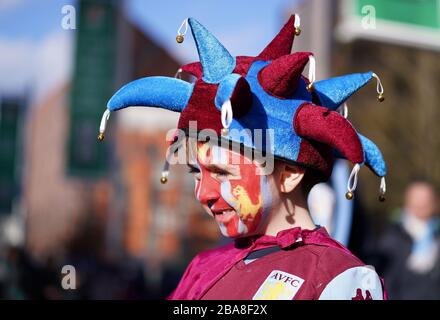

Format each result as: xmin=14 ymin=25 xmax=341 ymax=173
xmin=214 ymin=73 xmax=242 ymax=110
xmin=107 ymin=76 xmax=193 ymax=112
xmin=358 ymin=133 xmax=386 ymax=177
xmin=188 ymin=18 xmax=236 ymax=84
xmin=314 ymin=72 xmax=373 ymax=110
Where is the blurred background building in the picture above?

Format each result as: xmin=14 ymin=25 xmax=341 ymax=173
xmin=0 ymin=0 xmax=439 ymax=299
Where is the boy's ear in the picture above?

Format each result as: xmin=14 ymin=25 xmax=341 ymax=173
xmin=279 ymin=164 xmax=306 ymax=193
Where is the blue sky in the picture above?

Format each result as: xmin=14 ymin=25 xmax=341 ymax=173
xmin=0 ymin=0 xmax=300 ymax=99
xmin=0 ymin=0 xmax=72 ymax=41
xmin=125 ymin=0 xmax=299 ymax=62
xmin=0 ymin=0 xmax=297 ymax=44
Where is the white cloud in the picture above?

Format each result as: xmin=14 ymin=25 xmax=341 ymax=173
xmin=33 ymin=31 xmax=73 ymax=100
xmin=0 ymin=31 xmax=73 ymax=103
xmin=0 ymin=38 xmax=34 ymax=94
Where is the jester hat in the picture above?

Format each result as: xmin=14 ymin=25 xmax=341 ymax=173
xmin=98 ymin=15 xmax=387 ymax=200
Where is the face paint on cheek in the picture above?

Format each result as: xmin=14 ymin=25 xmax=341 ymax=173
xmin=218 ymin=215 xmax=248 ymax=238
xmin=218 ymin=180 xmax=249 ymax=237
xmin=218 ymin=168 xmax=272 ymax=237
xmin=236 ymin=174 xmax=272 ymax=235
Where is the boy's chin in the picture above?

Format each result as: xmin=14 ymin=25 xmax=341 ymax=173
xmin=218 ymin=222 xmax=260 ymax=239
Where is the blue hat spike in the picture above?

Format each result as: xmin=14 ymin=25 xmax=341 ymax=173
xmin=336 ymin=132 xmax=387 ymax=201
xmin=187 ymin=18 xmax=236 ymax=83
xmin=107 ymin=76 xmax=193 ymax=112
xmin=358 ymin=133 xmax=387 ymax=201
xmin=313 ymin=72 xmax=374 ymax=110
xmin=97 ymin=76 xmax=193 ymax=141
xmin=358 ymin=134 xmax=386 ymax=177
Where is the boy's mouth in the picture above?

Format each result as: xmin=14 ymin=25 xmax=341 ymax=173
xmin=211 ymin=209 xmax=236 ymax=223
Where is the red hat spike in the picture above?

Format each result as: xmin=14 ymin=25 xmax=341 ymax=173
xmin=257 ymin=14 xmax=299 ymax=60
xmin=294 ymin=103 xmax=364 ymax=165
xmin=181 ymin=62 xmax=203 ymax=79
xmin=258 ymin=52 xmax=312 ymax=98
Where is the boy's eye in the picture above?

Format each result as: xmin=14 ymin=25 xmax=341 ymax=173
xmin=188 ymin=166 xmax=201 ymax=180
xmin=211 ymin=168 xmax=232 ymax=180
xmin=188 ymin=167 xmax=200 ymax=174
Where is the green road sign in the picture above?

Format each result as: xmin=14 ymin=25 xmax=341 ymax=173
xmin=355 ymin=0 xmax=440 ymax=29
xmin=337 ymin=0 xmax=440 ymax=50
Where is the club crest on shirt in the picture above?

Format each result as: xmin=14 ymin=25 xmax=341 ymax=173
xmin=253 ymin=270 xmax=304 ymax=300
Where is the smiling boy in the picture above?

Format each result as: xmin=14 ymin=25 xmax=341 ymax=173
xmin=99 ymin=15 xmax=388 ymax=300
xmin=164 ymin=138 xmax=385 ymax=300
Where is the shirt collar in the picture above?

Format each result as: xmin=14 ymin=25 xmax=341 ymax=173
xmin=234 ymin=226 xmax=330 ymax=250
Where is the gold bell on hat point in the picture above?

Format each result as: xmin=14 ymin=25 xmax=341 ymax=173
xmin=97 ymin=133 xmax=105 ymax=142
xmin=176 ymin=34 xmax=184 ymax=43
xmin=377 ymin=93 xmax=385 ymax=102
xmin=221 ymin=128 xmax=229 ymax=136
xmin=306 ymin=82 xmax=314 ymax=92
xmin=345 ymin=191 xmax=354 ymax=200
xmin=295 ymin=27 xmax=301 ymax=36
xmin=160 ymin=175 xmax=168 ymax=184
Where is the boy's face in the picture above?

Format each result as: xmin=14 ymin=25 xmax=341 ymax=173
xmin=187 ymin=141 xmax=273 ymax=238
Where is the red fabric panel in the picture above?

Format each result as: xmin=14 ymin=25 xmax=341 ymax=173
xmin=178 ymin=79 xmax=222 ymax=133
xmin=296 ymin=138 xmax=333 ymax=178
xmin=181 ymin=62 xmax=203 ymax=78
xmin=294 ymin=103 xmax=364 ymax=164
xmin=258 ymin=15 xmax=296 ymax=60
xmin=233 ymin=56 xmax=256 ymax=77
xmin=258 ymin=52 xmax=311 ymax=98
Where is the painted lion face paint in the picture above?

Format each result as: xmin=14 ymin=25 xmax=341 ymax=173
xmin=189 ymin=142 xmax=272 ymax=238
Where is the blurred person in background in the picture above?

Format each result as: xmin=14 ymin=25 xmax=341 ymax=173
xmin=376 ymin=179 xmax=440 ymax=299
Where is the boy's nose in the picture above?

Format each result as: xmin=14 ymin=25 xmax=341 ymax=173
xmin=199 ymin=190 xmax=220 ymax=208
xmin=197 ymin=176 xmax=221 ymax=207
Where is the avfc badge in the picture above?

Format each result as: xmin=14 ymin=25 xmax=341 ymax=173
xmin=253 ymin=270 xmax=305 ymax=300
